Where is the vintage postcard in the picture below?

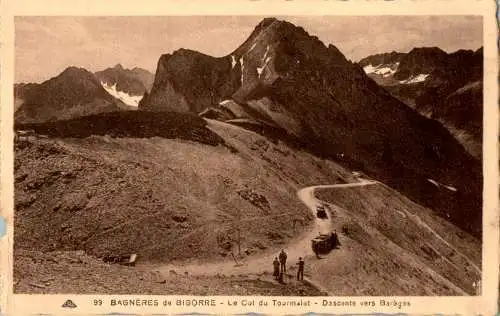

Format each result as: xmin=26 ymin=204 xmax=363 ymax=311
xmin=0 ymin=0 xmax=498 ymax=315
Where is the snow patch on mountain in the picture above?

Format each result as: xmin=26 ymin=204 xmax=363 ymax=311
xmin=400 ymin=74 xmax=429 ymax=84
xmin=101 ymin=82 xmax=142 ymax=107
xmin=428 ymin=179 xmax=439 ymax=187
xmin=363 ymin=62 xmax=399 ymax=77
xmin=257 ymin=66 xmax=264 ymax=77
xmin=262 ymin=45 xmax=270 ymax=62
xmin=257 ymin=56 xmax=272 ymax=78
xmin=427 ymin=179 xmax=457 ymax=192
xmin=231 ymin=55 xmax=237 ymax=69
xmin=240 ymin=56 xmax=245 ymax=84
xmin=444 ymin=185 xmax=458 ymax=192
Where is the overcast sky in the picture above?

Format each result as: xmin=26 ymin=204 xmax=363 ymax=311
xmin=15 ymin=15 xmax=482 ymax=83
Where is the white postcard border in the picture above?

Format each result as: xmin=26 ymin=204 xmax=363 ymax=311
xmin=1 ymin=0 xmax=498 ymax=315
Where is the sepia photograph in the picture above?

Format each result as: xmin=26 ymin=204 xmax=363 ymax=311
xmin=11 ymin=14 xmax=486 ymax=300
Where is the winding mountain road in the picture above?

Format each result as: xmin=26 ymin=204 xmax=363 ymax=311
xmin=145 ymin=174 xmax=480 ymax=295
xmin=149 ymin=178 xmax=377 ymax=281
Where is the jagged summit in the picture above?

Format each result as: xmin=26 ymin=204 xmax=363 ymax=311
xmin=94 ymin=64 xmax=154 ymax=98
xmin=141 ymin=17 xmax=352 ymax=113
xmin=259 ymin=17 xmax=279 ymax=27
xmin=232 ymin=17 xmax=343 ymax=59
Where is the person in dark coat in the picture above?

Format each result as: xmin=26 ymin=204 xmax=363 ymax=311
xmin=279 ymin=249 xmax=287 ymax=274
xmin=296 ymin=257 xmax=305 ymax=281
xmin=312 ymin=241 xmax=320 ymax=258
xmin=333 ymin=230 xmax=340 ymax=248
xmin=330 ymin=233 xmax=336 ymax=249
xmin=273 ymin=257 xmax=280 ymax=280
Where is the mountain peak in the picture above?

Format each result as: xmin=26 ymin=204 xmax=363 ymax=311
xmin=408 ymin=46 xmax=447 ymax=56
xmin=57 ymin=66 xmax=97 ymax=83
xmin=231 ymin=16 xmax=335 ymax=61
xmin=60 ymin=66 xmax=90 ymax=75
xmin=358 ymin=51 xmax=406 ymax=68
xmin=259 ymin=17 xmax=321 ymax=42
xmin=172 ymin=48 xmax=208 ymax=56
xmin=257 ymin=17 xmax=279 ymax=28
xmin=15 ymin=66 xmax=122 ymax=124
xmin=50 ymin=66 xmax=105 ymax=92
xmin=95 ymin=64 xmax=155 ymax=97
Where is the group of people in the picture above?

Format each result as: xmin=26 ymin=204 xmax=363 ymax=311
xmin=271 ymin=231 xmax=341 ymax=281
xmin=272 ymin=249 xmax=305 ymax=282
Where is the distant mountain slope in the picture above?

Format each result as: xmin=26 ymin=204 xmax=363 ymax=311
xmin=15 ymin=67 xmax=129 ymax=124
xmin=359 ymin=47 xmax=483 ymax=158
xmin=358 ymin=51 xmax=406 ymax=70
xmin=393 ymin=47 xmax=449 ymax=81
xmin=359 ymin=47 xmax=482 ymax=86
xmin=139 ymin=18 xmax=482 ymax=237
xmin=95 ymin=64 xmax=154 ymax=107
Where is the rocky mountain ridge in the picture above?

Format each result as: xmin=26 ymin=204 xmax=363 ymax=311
xmin=359 ymin=47 xmax=483 ymax=158
xmin=95 ymin=64 xmax=154 ymax=106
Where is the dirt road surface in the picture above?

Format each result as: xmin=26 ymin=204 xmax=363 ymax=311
xmin=147 ymin=178 xmax=377 ymax=293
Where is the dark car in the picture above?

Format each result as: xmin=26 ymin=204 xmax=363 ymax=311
xmin=311 ymin=232 xmax=340 ymax=257
xmin=316 ymin=205 xmax=328 ymax=219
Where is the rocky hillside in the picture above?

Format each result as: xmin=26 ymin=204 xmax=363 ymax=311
xmin=14 ymin=118 xmax=481 ymax=295
xmin=360 ymin=47 xmax=483 ymax=158
xmin=95 ymin=64 xmax=154 ymax=107
xmin=315 ymin=184 xmax=481 ymax=295
xmin=139 ymin=18 xmax=482 ymax=237
xmin=14 ymin=116 xmax=348 ymax=264
xmin=15 ymin=67 xmax=129 ymax=124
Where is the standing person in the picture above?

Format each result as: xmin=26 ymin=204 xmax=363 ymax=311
xmin=279 ymin=249 xmax=287 ymax=274
xmin=272 ymin=257 xmax=280 ymax=280
xmin=312 ymin=241 xmax=320 ymax=258
xmin=296 ymin=257 xmax=304 ymax=281
xmin=334 ymin=230 xmax=340 ymax=248
xmin=330 ymin=232 xmax=336 ymax=249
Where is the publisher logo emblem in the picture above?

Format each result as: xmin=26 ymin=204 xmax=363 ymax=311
xmin=62 ymin=299 xmax=77 ymax=308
